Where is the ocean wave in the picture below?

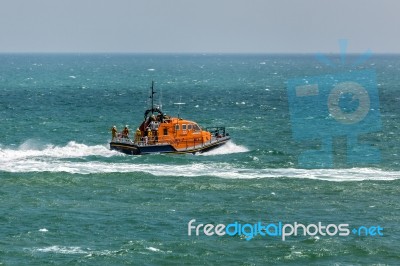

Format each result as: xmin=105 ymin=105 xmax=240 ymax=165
xmin=1 ymin=158 xmax=399 ymax=181
xmin=29 ymin=243 xmax=170 ymax=257
xmin=33 ymin=245 xmax=88 ymax=255
xmin=29 ymin=245 xmax=122 ymax=257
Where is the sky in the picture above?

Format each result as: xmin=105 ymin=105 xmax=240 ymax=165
xmin=0 ymin=0 xmax=399 ymax=53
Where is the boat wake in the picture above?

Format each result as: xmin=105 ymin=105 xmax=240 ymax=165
xmin=0 ymin=140 xmax=117 ymax=162
xmin=200 ymin=141 xmax=249 ymax=155
xmin=1 ymin=141 xmax=399 ymax=181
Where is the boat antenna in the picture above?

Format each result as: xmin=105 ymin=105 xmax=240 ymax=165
xmin=159 ymin=85 xmax=163 ymax=111
xmin=174 ymin=96 xmax=185 ymax=119
xmin=150 ymin=81 xmax=156 ymax=114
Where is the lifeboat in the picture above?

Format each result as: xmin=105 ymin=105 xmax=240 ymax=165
xmin=109 ymin=82 xmax=230 ymax=155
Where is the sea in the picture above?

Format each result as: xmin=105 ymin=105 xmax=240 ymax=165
xmin=0 ymin=53 xmax=399 ymax=265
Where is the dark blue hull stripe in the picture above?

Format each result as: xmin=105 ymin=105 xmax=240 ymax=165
xmin=110 ymin=138 xmax=230 ymax=155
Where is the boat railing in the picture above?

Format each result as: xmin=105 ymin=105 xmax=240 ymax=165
xmin=112 ymin=137 xmax=134 ymax=144
xmin=135 ymin=136 xmax=172 ymax=146
xmin=135 ymin=136 xmax=210 ymax=149
xmin=204 ymin=127 xmax=229 ymax=138
xmin=113 ymin=131 xmax=229 ymax=149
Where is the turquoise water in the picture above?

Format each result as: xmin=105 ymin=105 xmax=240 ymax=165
xmin=0 ymin=54 xmax=399 ymax=265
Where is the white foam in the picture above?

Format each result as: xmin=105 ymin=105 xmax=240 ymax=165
xmin=35 ymin=246 xmax=88 ymax=254
xmin=146 ymin=247 xmax=162 ymax=252
xmin=0 ymin=141 xmax=118 ymax=162
xmin=200 ymin=141 xmax=249 ymax=156
xmin=0 ymin=141 xmax=399 ymax=182
xmin=1 ymin=154 xmax=399 ymax=181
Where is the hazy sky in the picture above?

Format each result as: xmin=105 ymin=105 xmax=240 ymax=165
xmin=0 ymin=0 xmax=399 ymax=53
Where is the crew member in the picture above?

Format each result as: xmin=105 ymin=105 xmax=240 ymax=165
xmin=135 ymin=128 xmax=141 ymax=143
xmin=149 ymin=120 xmax=159 ymax=131
xmin=122 ymin=125 xmax=130 ymax=138
xmin=111 ymin=126 xmax=118 ymax=140
xmin=147 ymin=128 xmax=152 ymax=144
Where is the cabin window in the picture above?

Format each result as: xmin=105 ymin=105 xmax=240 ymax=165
xmin=188 ymin=124 xmax=193 ymax=130
xmin=175 ymin=124 xmax=180 ymax=131
xmin=163 ymin=128 xmax=168 ymax=135
xmin=182 ymin=124 xmax=187 ymax=130
xmin=193 ymin=124 xmax=201 ymax=131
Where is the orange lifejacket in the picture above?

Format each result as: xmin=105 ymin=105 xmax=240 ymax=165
xmin=135 ymin=130 xmax=141 ymax=141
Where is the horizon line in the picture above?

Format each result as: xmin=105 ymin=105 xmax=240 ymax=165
xmin=0 ymin=51 xmax=399 ymax=55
